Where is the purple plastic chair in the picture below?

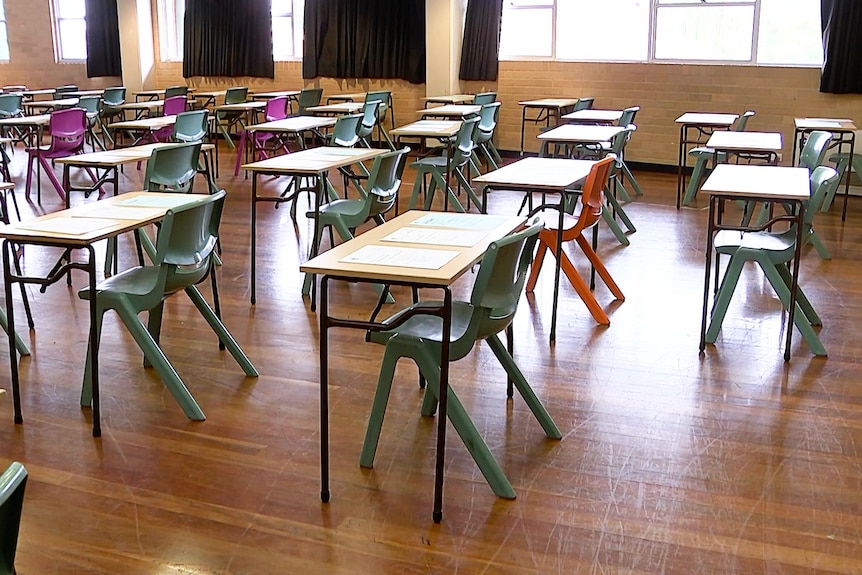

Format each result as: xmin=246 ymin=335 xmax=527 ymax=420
xmin=234 ymin=96 xmax=289 ymax=175
xmin=26 ymin=107 xmax=88 ymax=203
xmin=150 ymin=95 xmax=188 ymax=143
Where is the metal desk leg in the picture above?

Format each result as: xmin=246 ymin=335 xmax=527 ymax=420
xmin=433 ymin=288 xmax=452 ymax=523
xmin=3 ymin=240 xmax=23 ymax=425
xmin=319 ymin=275 xmax=331 ymax=503
xmin=700 ymin=197 xmax=717 ymax=353
xmin=841 ymin=133 xmax=854 ymax=221
xmin=85 ymin=245 xmax=102 ymax=436
xmin=250 ymin=173 xmax=258 ymax=305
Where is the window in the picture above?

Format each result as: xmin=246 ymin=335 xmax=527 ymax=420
xmin=500 ymin=0 xmax=823 ymax=67
xmin=271 ymin=0 xmax=303 ymax=60
xmin=158 ymin=0 xmax=185 ymax=62
xmin=53 ymin=0 xmax=87 ymax=61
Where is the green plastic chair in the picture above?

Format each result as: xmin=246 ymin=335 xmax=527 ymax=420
xmin=0 ymin=461 xmax=27 ymax=575
xmin=295 ymin=87 xmax=323 ymax=115
xmin=705 ymin=166 xmax=839 ymax=356
xmin=616 ymin=105 xmax=640 ymax=127
xmin=172 ymin=109 xmax=209 ymax=143
xmin=164 ymin=85 xmax=188 ymax=99
xmin=683 ymin=111 xmax=756 ymax=206
xmin=471 ymin=101 xmax=502 ymax=171
xmin=99 ymin=86 xmax=127 ymax=146
xmin=356 ymin=100 xmax=382 ymax=148
xmin=409 ymin=116 xmax=483 ymax=213
xmin=826 ymin=151 xmax=862 ymax=212
xmin=78 ymin=191 xmax=258 ymax=421
xmin=77 ymin=95 xmax=105 ymax=151
xmin=53 ymin=84 xmax=78 ymax=99
xmin=361 ymin=218 xmax=561 ymax=499
xmin=472 ymin=92 xmax=497 ymax=105
xmin=215 ymin=86 xmax=249 ymax=147
xmin=364 ymin=90 xmax=394 ymax=147
xmin=0 ymin=95 xmax=24 ymax=181
xmin=301 ymin=147 xmax=410 ymax=296
xmin=574 ymin=97 xmax=594 ymax=111
xmin=0 ymin=94 xmax=23 ymax=118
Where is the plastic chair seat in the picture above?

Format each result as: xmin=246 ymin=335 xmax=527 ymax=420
xmin=368 ymin=301 xmax=475 ymax=346
xmin=305 ymin=197 xmax=367 ymax=219
xmin=410 ymin=156 xmax=450 ymax=169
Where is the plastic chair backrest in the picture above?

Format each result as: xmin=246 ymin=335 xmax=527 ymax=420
xmin=805 ymin=166 xmax=840 ymax=227
xmin=264 ymin=96 xmax=289 ymax=121
xmin=733 ymin=110 xmax=756 ymax=132
xmin=468 ymin=217 xmax=543 ymax=339
xmin=472 ymin=92 xmax=497 ymax=105
xmin=574 ymin=97 xmax=595 ymax=111
xmin=475 ymin=102 xmax=501 ymax=144
xmin=53 ymin=85 xmax=78 ymax=99
xmin=0 ymin=94 xmax=23 ymax=116
xmin=102 ymin=87 xmax=126 ymax=106
xmin=330 ymin=114 xmax=362 ymax=147
xmin=77 ymin=96 xmax=101 ymax=121
xmin=0 ymin=461 xmax=28 ymax=575
xmin=799 ymin=130 xmax=833 ymax=172
xmin=365 ymin=146 xmax=411 ymax=218
xmin=172 ymin=110 xmax=209 ymax=142
xmin=617 ymin=106 xmax=640 ymax=127
xmin=571 ymin=155 xmax=615 ymax=232
xmin=162 ymin=95 xmax=188 ymax=116
xmin=224 ymin=87 xmax=248 ymax=105
xmin=364 ymin=90 xmax=390 ymax=122
xmin=156 ymin=191 xmax=225 ymax=294
xmin=453 ymin=116 xmax=480 ymax=168
xmin=358 ymin=100 xmax=381 ymax=138
xmin=144 ymin=142 xmax=202 ymax=193
xmin=609 ymin=124 xmax=636 ymax=157
xmin=297 ymin=88 xmax=323 ymax=115
xmin=164 ymin=85 xmax=189 ymax=99
xmin=48 ymin=107 xmax=87 ymax=154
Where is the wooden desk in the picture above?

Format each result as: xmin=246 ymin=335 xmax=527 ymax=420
xmin=675 ymin=112 xmax=739 ymax=209
xmin=562 ymin=109 xmax=623 ymax=125
xmin=214 ymin=101 xmax=266 ymax=149
xmin=115 ymin=100 xmax=164 ymax=120
xmin=134 ymin=88 xmax=195 ymax=102
xmin=241 ymin=147 xmax=388 ymax=304
xmin=325 ymin=92 xmax=366 ymax=103
xmin=518 ymin=98 xmax=580 ymax=156
xmin=250 ymin=90 xmax=301 ymax=100
xmin=699 ymin=165 xmax=812 ymax=360
xmin=423 ymin=94 xmax=475 ymax=107
xmin=191 ymin=90 xmax=226 ymax=109
xmin=474 ymin=157 xmax=594 ymax=340
xmin=419 ymin=104 xmax=481 ymax=120
xmin=0 ymin=191 xmax=206 ymax=437
xmin=306 ymin=102 xmax=364 ymax=116
xmin=234 ymin=116 xmax=336 ymax=176
xmin=0 ymin=114 xmax=50 ymax=148
xmin=793 ymin=117 xmax=857 ymax=220
xmin=19 ymin=88 xmax=56 ymax=101
xmin=23 ymin=98 xmax=79 ymax=113
xmin=65 ymin=90 xmax=105 ymax=98
xmin=301 ymin=209 xmax=526 ymax=522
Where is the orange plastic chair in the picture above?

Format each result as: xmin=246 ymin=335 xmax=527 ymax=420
xmin=526 ymin=155 xmax=624 ymax=330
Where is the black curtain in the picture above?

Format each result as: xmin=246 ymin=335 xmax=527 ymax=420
xmin=459 ymin=0 xmax=503 ymax=82
xmin=85 ymin=0 xmax=122 ymax=77
xmin=183 ymin=0 xmax=275 ymax=78
xmin=820 ymin=0 xmax=862 ymax=93
xmin=303 ymin=0 xmax=425 ymax=84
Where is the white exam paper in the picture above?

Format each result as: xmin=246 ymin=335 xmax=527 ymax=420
xmin=340 ymin=245 xmax=459 ymax=269
xmin=412 ymin=212 xmax=510 ymax=230
xmin=381 ymin=227 xmax=485 ymax=247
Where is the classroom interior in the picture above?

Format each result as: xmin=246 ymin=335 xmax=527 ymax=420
xmin=1 ymin=0 xmax=862 ymax=573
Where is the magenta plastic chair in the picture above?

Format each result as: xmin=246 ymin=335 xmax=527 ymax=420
xmin=150 ymin=95 xmax=188 ymax=143
xmin=234 ymin=96 xmax=290 ymax=175
xmin=26 ymin=107 xmax=88 ymax=203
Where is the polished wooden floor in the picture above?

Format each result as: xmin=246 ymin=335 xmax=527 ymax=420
xmin=2 ymin=143 xmax=862 ymax=574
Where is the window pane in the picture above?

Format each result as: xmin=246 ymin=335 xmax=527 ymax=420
xmin=59 ymin=19 xmax=87 ymax=59
xmin=272 ymin=0 xmax=292 ymax=16
xmin=658 ymin=0 xmax=752 ymax=3
xmin=500 ymin=7 xmax=553 ymax=57
xmin=0 ymin=24 xmax=8 ymax=60
xmin=557 ymin=0 xmax=648 ymax=61
xmin=272 ymin=16 xmax=294 ymax=59
xmin=757 ymin=0 xmax=823 ymax=66
xmin=655 ymin=5 xmax=754 ymax=61
xmin=507 ymin=0 xmax=552 ymax=6
xmin=58 ymin=0 xmax=86 ymax=19
xmin=0 ymin=1 xmax=5 ymax=21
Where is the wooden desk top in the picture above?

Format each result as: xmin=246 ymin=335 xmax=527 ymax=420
xmin=390 ymin=120 xmax=461 ymax=139
xmin=23 ymin=98 xmax=79 ymax=109
xmin=117 ymin=100 xmax=164 ymax=111
xmin=473 ymin=157 xmax=595 ymax=191
xmin=0 ymin=114 xmax=50 ymax=126
xmin=327 ymin=92 xmax=367 ymax=102
xmin=250 ymin=90 xmax=301 ymax=99
xmin=135 ymin=88 xmax=195 ymax=97
xmin=301 ymin=210 xmax=525 ymax=286
xmin=675 ymin=112 xmax=739 ymax=126
xmin=55 ymin=143 xmax=183 ymax=167
xmin=0 ymin=192 xmax=206 ymax=246
xmin=307 ymin=103 xmax=364 ymax=115
xmin=701 ymin=165 xmax=810 ymax=201
xmin=245 ymin=116 xmax=335 ymax=133
xmin=419 ymin=104 xmax=481 ymax=118
xmin=563 ymin=109 xmax=623 ymax=123
xmin=519 ymin=98 xmax=579 ymax=108
xmin=108 ymin=115 xmax=179 ymax=131
xmin=538 ymin=124 xmax=625 ymax=143
xmin=794 ymin=117 xmax=857 ymax=131
xmin=242 ymin=146 xmax=387 ymax=174
xmin=705 ymin=131 xmax=783 ymax=152
xmin=65 ymin=90 xmax=105 ymax=97
xmin=423 ymin=94 xmax=475 ymax=105
xmin=214 ymin=101 xmax=266 ymax=112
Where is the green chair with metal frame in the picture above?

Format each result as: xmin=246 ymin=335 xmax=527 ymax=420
xmin=99 ymin=86 xmax=127 ymax=146
xmin=78 ymin=191 xmax=258 ymax=422
xmin=172 ymin=110 xmax=218 ymax=193
xmin=0 ymin=461 xmax=28 ymax=575
xmin=77 ymin=95 xmax=106 ymax=151
xmin=409 ymin=116 xmax=483 ymax=213
xmin=53 ymin=84 xmax=77 ymax=99
xmin=301 ymin=147 xmax=410 ymax=296
xmin=164 ymin=85 xmax=189 ymax=99
xmin=356 ymin=100 xmax=382 ymax=148
xmin=705 ymin=166 xmax=839 ymax=356
xmin=471 ymin=101 xmax=502 ymax=172
xmin=472 ymin=92 xmax=497 ymax=105
xmin=295 ymin=87 xmax=323 ymax=116
xmin=364 ymin=90 xmax=394 ymax=148
xmin=826 ymin=151 xmax=862 ymax=212
xmin=361 ymin=217 xmax=561 ymax=499
xmin=215 ymin=86 xmax=249 ymax=148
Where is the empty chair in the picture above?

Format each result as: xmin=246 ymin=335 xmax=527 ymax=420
xmin=409 ymin=116 xmax=483 ymax=213
xmin=25 ymin=107 xmax=88 ymax=203
xmin=0 ymin=94 xmax=24 ymax=177
xmin=301 ymin=147 xmax=410 ymax=296
xmin=364 ymin=90 xmax=394 ymax=147
xmin=0 ymin=94 xmax=23 ymax=119
xmin=234 ymin=96 xmax=289 ymax=175
xmin=705 ymin=166 xmax=840 ymax=356
xmin=164 ymin=85 xmax=189 ymax=99
xmin=526 ymin=156 xmax=623 ymax=335
xmin=826 ymin=151 xmax=862 ymax=212
xmin=143 ymin=142 xmax=202 ymax=194
xmin=361 ymin=218 xmax=561 ymax=499
xmin=149 ymin=95 xmax=188 ymax=143
xmin=683 ymin=110 xmax=756 ymax=206
xmin=295 ymin=87 xmax=323 ymax=116
xmin=76 ymin=95 xmax=106 ymax=151
xmin=356 ymin=100 xmax=382 ymax=148
xmin=617 ymin=105 xmax=640 ymax=127
xmin=172 ymin=109 xmax=209 ymax=143
xmin=0 ymin=461 xmax=28 ymax=575
xmin=471 ymin=101 xmax=502 ymax=171
xmin=99 ymin=86 xmax=127 ymax=146
xmin=573 ymin=97 xmax=595 ymax=111
xmin=472 ymin=92 xmax=497 ymax=105
xmin=78 ymin=191 xmax=258 ymax=422
xmin=53 ymin=84 xmax=78 ymax=99
xmin=215 ymin=86 xmax=249 ymax=146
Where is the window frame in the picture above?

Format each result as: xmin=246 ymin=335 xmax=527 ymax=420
xmin=499 ymin=0 xmax=821 ymax=68
xmin=51 ymin=0 xmax=88 ymax=62
xmin=271 ymin=0 xmax=303 ymax=61
xmin=157 ymin=0 xmax=185 ymax=62
xmin=0 ymin=0 xmax=9 ymax=62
